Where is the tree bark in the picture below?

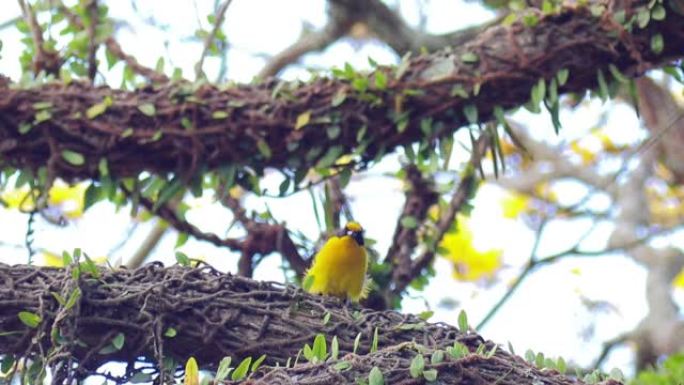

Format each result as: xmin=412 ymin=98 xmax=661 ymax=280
xmin=0 ymin=1 xmax=682 ymax=180
xmin=0 ymin=263 xmax=620 ymax=384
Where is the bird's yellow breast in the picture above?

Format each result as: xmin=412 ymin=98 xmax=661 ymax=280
xmin=305 ymin=235 xmax=368 ymax=301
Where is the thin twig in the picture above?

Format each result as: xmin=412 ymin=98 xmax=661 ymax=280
xmin=86 ymin=0 xmax=99 ymax=82
xmin=391 ymin=134 xmax=490 ymax=296
xmin=195 ymin=0 xmax=233 ymax=80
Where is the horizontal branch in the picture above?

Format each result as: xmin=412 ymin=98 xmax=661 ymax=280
xmin=0 ymin=1 xmax=682 ymax=181
xmin=0 ymin=263 xmax=617 ymax=385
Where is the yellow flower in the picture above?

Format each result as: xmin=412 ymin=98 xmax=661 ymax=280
xmin=673 ymin=268 xmax=684 ymax=289
xmin=501 ymin=192 xmax=531 ymax=219
xmin=570 ymin=140 xmax=597 ymax=165
xmin=1 ymin=180 xmax=87 ymax=219
xmin=439 ymin=215 xmax=502 ymax=282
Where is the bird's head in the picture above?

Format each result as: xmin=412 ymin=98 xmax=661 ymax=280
xmin=339 ymin=221 xmax=365 ymax=246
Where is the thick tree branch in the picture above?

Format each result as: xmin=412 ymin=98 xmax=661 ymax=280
xmin=0 ymin=3 xmax=682 ymax=181
xmin=0 ymin=263 xmax=619 ymax=385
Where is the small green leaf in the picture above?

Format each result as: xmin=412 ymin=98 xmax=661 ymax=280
xmin=1 ymin=355 xmax=15 ymax=373
xmin=458 ymin=310 xmax=468 ymax=332
xmin=322 ymin=312 xmax=331 ymax=325
xmin=316 ymin=146 xmax=344 ymax=169
xmin=34 ymin=109 xmax=52 ymax=123
xmin=121 ymin=128 xmax=134 ymax=138
xmin=212 ymin=110 xmax=230 ymax=119
xmin=251 ymin=354 xmax=266 ymax=373
xmin=463 ymin=104 xmax=478 ymax=124
xmin=112 ymin=332 xmax=125 ymax=350
xmin=651 ymin=4 xmax=666 ymax=20
xmin=331 ymin=336 xmax=339 ymax=360
xmin=98 ymin=158 xmax=109 ymax=177
xmin=375 ymin=71 xmax=387 ymax=89
xmin=409 ymin=354 xmax=424 ymax=378
xmin=215 ymin=357 xmax=233 ymax=382
xmin=33 ymin=101 xmax=53 ymax=110
xmin=418 ymin=310 xmax=434 ymax=321
xmin=369 ymin=366 xmax=384 ymax=385
xmin=353 ymin=332 xmax=362 ymax=354
xmin=174 ymin=232 xmax=189 ymax=248
xmin=431 ymin=350 xmax=444 ymax=364
xmin=62 ymin=150 xmax=85 ymax=166
xmin=608 ymin=64 xmax=629 ymax=83
xmin=331 ymin=91 xmax=347 ymax=107
xmin=371 ymin=327 xmax=379 ymax=353
xmin=637 ymin=8 xmax=650 ymax=28
xmin=400 ymin=216 xmax=418 ymax=229
xmin=596 ymin=69 xmax=609 ymax=101
xmin=461 ymin=52 xmax=479 ymax=63
xmin=450 ymin=85 xmax=468 ymax=98
xmin=334 ymin=361 xmax=351 ymax=371
xmin=256 ymin=140 xmax=272 ymax=159
xmin=651 ymin=33 xmax=664 ymax=54
xmin=423 ymin=369 xmax=438 ymax=381
xmin=19 ymin=122 xmax=33 ymax=134
xmin=531 ymin=78 xmax=546 ymax=106
xmin=556 ymin=68 xmax=569 ymax=86
xmin=164 ymin=327 xmax=177 ymax=338
xmin=295 ymin=110 xmax=312 ymax=129
xmin=86 ymin=102 xmax=108 ymax=119
xmin=138 ymin=103 xmax=156 ymax=116
xmin=64 ymin=287 xmax=81 ymax=310
xmin=129 ymin=372 xmax=153 ymax=383
xmin=231 ymin=356 xmax=252 ymax=381
xmin=312 ymin=334 xmax=328 ymax=361
xmin=175 ymin=251 xmax=190 ymax=266
xmin=18 ymin=311 xmax=41 ymax=328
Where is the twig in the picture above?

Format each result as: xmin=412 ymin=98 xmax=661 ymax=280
xmin=86 ymin=0 xmax=99 ymax=82
xmin=55 ymin=0 xmax=169 ymax=83
xmin=18 ymin=0 xmax=61 ymax=76
xmin=257 ymin=18 xmax=350 ymax=78
xmin=125 ymin=221 xmax=168 ymax=269
xmin=476 ymin=219 xmax=547 ymax=331
xmin=195 ymin=0 xmax=233 ymax=80
xmin=475 ymin=223 xmax=677 ymax=331
xmin=391 ymin=134 xmax=490 ymax=296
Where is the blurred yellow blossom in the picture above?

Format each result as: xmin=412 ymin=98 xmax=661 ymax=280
xmin=501 ymin=192 xmax=531 ymax=219
xmin=1 ymin=180 xmax=88 ymax=219
xmin=439 ymin=214 xmax=503 ymax=282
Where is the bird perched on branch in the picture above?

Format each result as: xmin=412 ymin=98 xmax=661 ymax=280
xmin=304 ymin=222 xmax=369 ymax=302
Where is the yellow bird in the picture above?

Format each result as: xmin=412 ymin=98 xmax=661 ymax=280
xmin=305 ymin=221 xmax=369 ymax=302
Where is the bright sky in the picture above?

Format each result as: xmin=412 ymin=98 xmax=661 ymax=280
xmin=0 ymin=0 xmax=670 ymax=376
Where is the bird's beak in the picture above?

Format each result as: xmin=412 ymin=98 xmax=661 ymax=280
xmin=351 ymin=231 xmax=364 ymax=246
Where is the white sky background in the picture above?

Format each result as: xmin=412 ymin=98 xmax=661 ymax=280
xmin=0 ymin=0 xmax=676 ymax=377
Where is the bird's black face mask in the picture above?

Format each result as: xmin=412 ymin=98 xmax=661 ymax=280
xmin=337 ymin=225 xmax=365 ymax=246
xmin=349 ymin=230 xmax=364 ymax=246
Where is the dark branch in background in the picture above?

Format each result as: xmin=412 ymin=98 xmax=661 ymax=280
xmin=195 ymin=0 xmax=233 ymax=80
xmin=121 ymin=184 xmax=243 ymax=250
xmin=257 ymin=3 xmax=354 ymax=78
xmin=2 ymin=3 xmax=682 ymax=181
xmin=55 ymin=0 xmax=170 ymax=83
xmin=391 ymin=134 xmax=489 ymax=297
xmin=220 ymin=194 xmax=309 ymax=277
xmin=326 ymin=176 xmax=351 ymax=230
xmin=86 ymin=0 xmax=99 ymax=82
xmin=0 ymin=263 xmax=616 ymax=385
xmin=17 ymin=0 xmax=62 ymax=76
xmin=121 ymin=183 xmax=308 ymax=276
xmin=329 ymin=0 xmax=505 ymax=54
xmin=384 ymin=164 xmax=438 ymax=291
